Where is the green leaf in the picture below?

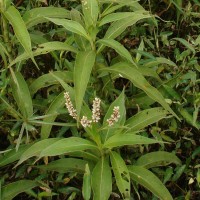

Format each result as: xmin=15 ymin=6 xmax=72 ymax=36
xmin=110 ymin=151 xmax=130 ymax=199
xmin=40 ymin=92 xmax=65 ymax=139
xmin=82 ymin=164 xmax=92 ymax=200
xmin=10 ymin=71 xmax=33 ymax=118
xmin=74 ymin=51 xmax=96 ymax=119
xmin=101 ymin=62 xmax=179 ymax=119
xmin=128 ymin=165 xmax=173 ymax=200
xmin=82 ymin=0 xmax=99 ymax=27
xmin=99 ymin=12 xmax=144 ymax=26
xmin=29 ymin=71 xmax=73 ymax=95
xmin=1 ymin=180 xmax=38 ymax=200
xmin=125 ymin=107 xmax=168 ymax=132
xmin=97 ymin=39 xmax=135 ymax=65
xmin=91 ymin=157 xmax=112 ymax=200
xmin=104 ymin=134 xmax=162 ymax=149
xmin=102 ymin=90 xmax=126 ymax=142
xmin=4 ymin=6 xmax=32 ymax=58
xmin=9 ymin=41 xmax=77 ymax=67
xmin=0 ymin=145 xmax=30 ymax=167
xmin=37 ymin=158 xmax=88 ymax=173
xmin=136 ymin=151 xmax=181 ymax=168
xmin=173 ymin=38 xmax=195 ymax=54
xmin=98 ymin=10 xmax=151 ymax=52
xmin=23 ymin=7 xmax=70 ymax=28
xmin=16 ymin=138 xmax=60 ymax=166
xmin=39 ymin=137 xmax=99 ymax=157
xmin=45 ymin=17 xmax=91 ymax=41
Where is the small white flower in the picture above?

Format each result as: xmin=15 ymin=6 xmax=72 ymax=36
xmin=107 ymin=106 xmax=120 ymax=126
xmin=81 ymin=116 xmax=92 ymax=128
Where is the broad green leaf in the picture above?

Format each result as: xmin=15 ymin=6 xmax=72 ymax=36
xmin=97 ymin=39 xmax=135 ymax=65
xmin=91 ymin=157 xmax=112 ymax=200
xmin=45 ymin=17 xmax=91 ymax=41
xmin=144 ymin=57 xmax=177 ymax=68
xmin=99 ymin=11 xmax=143 ymax=26
xmin=128 ymin=165 xmax=173 ymax=200
xmin=10 ymin=71 xmax=33 ymax=118
xmin=104 ymin=134 xmax=162 ymax=149
xmin=1 ymin=180 xmax=38 ymax=200
xmin=16 ymin=138 xmax=60 ymax=166
xmin=102 ymin=90 xmax=126 ymax=142
xmin=136 ymin=151 xmax=181 ymax=168
xmin=74 ymin=51 xmax=96 ymax=119
xmin=9 ymin=41 xmax=77 ymax=67
xmin=125 ymin=107 xmax=168 ymax=131
xmin=41 ymin=92 xmax=66 ymax=139
xmin=101 ymin=62 xmax=179 ymax=119
xmin=0 ymin=145 xmax=30 ymax=167
xmin=98 ymin=11 xmax=151 ymax=52
xmin=23 ymin=7 xmax=70 ymax=28
xmin=37 ymin=158 xmax=88 ymax=173
xmin=82 ymin=0 xmax=99 ymax=27
xmin=173 ymin=38 xmax=195 ymax=54
xmin=110 ymin=151 xmax=130 ymax=199
xmin=4 ymin=6 xmax=33 ymax=59
xmin=29 ymin=71 xmax=73 ymax=95
xmin=82 ymin=164 xmax=92 ymax=200
xmin=39 ymin=137 xmax=99 ymax=157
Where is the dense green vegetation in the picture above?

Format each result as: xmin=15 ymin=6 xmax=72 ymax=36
xmin=0 ymin=0 xmax=199 ymax=199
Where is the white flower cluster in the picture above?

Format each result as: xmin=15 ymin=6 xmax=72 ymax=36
xmin=64 ymin=93 xmax=120 ymax=128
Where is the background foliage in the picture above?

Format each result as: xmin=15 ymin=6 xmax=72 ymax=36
xmin=0 ymin=0 xmax=199 ymax=199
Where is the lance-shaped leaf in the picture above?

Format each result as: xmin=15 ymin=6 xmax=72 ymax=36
xmin=125 ymin=107 xmax=168 ymax=131
xmin=74 ymin=51 xmax=96 ymax=119
xmin=136 ymin=151 xmax=182 ymax=169
xmin=98 ymin=10 xmax=151 ymax=52
xmin=9 ymin=41 xmax=77 ymax=67
xmin=10 ymin=71 xmax=33 ymax=118
xmin=39 ymin=137 xmax=98 ymax=157
xmin=82 ymin=164 xmax=92 ymax=200
xmin=91 ymin=157 xmax=112 ymax=200
xmin=1 ymin=180 xmax=39 ymax=200
xmin=100 ymin=62 xmax=179 ymax=119
xmin=110 ymin=152 xmax=130 ymax=199
xmin=23 ymin=7 xmax=70 ymax=28
xmin=104 ymin=134 xmax=162 ymax=149
xmin=45 ymin=17 xmax=91 ymax=41
xmin=128 ymin=165 xmax=173 ymax=200
xmin=4 ymin=6 xmax=33 ymax=60
xmin=97 ymin=39 xmax=135 ymax=65
xmin=82 ymin=0 xmax=99 ymax=27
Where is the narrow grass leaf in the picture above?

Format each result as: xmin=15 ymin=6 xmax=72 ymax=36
xmin=173 ymin=38 xmax=195 ymax=54
xmin=91 ymin=157 xmax=112 ymax=200
xmin=136 ymin=151 xmax=182 ymax=168
xmin=110 ymin=151 xmax=130 ymax=199
xmin=128 ymin=165 xmax=173 ymax=200
xmin=74 ymin=51 xmax=96 ymax=119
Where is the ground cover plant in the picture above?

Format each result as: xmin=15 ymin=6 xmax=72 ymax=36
xmin=0 ymin=0 xmax=199 ymax=199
